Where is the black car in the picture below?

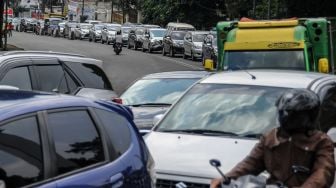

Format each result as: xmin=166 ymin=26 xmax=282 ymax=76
xmin=162 ymin=31 xmax=187 ymax=57
xmin=202 ymin=34 xmax=218 ymax=68
xmin=0 ymin=51 xmax=118 ymax=100
xmin=127 ymin=27 xmax=145 ymax=50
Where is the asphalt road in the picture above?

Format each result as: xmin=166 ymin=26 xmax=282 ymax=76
xmin=7 ymin=31 xmax=204 ymax=95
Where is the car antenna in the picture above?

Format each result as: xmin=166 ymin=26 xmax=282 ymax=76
xmin=235 ymin=65 xmax=256 ymax=80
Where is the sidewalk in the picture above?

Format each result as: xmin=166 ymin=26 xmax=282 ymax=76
xmin=0 ymin=44 xmax=24 ymax=51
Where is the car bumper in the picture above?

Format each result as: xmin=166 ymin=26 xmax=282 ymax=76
xmin=192 ymin=49 xmax=203 ymax=57
xmin=81 ymin=33 xmax=90 ymax=38
xmin=173 ymin=46 xmax=184 ymax=54
xmin=151 ymin=44 xmax=163 ymax=51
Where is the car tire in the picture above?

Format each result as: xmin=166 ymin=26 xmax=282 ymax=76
xmin=142 ymin=45 xmax=146 ymax=52
xmin=148 ymin=45 xmax=152 ymax=53
xmin=191 ymin=52 xmax=196 ymax=61
xmin=183 ymin=53 xmax=187 ymax=59
xmin=89 ymin=36 xmax=92 ymax=42
xmin=170 ymin=47 xmax=175 ymax=57
xmin=101 ymin=38 xmax=104 ymax=44
xmin=162 ymin=46 xmax=166 ymax=56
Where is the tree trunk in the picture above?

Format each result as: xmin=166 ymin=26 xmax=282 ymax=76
xmin=0 ymin=0 xmax=4 ymax=49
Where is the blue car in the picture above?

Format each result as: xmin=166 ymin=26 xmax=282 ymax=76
xmin=0 ymin=90 xmax=153 ymax=188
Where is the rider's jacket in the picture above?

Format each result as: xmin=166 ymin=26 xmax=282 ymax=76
xmin=226 ymin=128 xmax=335 ymax=188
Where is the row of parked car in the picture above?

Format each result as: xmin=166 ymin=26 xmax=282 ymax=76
xmin=12 ymin=17 xmax=218 ymax=67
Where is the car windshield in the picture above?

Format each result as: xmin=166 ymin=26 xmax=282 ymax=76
xmin=171 ymin=32 xmax=186 ymax=40
xmin=136 ymin=29 xmax=144 ymax=35
xmin=193 ymin=34 xmax=206 ymax=42
xmin=95 ymin=25 xmax=103 ymax=30
xmin=151 ymin=30 xmax=166 ymax=37
xmin=107 ymin=26 xmax=118 ymax=31
xmin=81 ymin=25 xmax=91 ymax=29
xmin=59 ymin=23 xmax=65 ymax=27
xmin=68 ymin=23 xmax=77 ymax=28
xmin=121 ymin=78 xmax=199 ymax=105
xmin=225 ymin=50 xmax=305 ymax=70
xmin=156 ymin=84 xmax=288 ymax=136
xmin=50 ymin=20 xmax=61 ymax=25
xmin=122 ymin=28 xmax=131 ymax=33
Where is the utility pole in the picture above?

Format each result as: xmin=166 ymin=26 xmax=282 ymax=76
xmin=50 ymin=0 xmax=53 ymax=13
xmin=111 ymin=0 xmax=113 ymax=23
xmin=252 ymin=0 xmax=256 ymax=18
xmin=267 ymin=0 xmax=271 ymax=19
xmin=4 ymin=0 xmax=8 ymax=51
xmin=81 ymin=0 xmax=84 ymax=22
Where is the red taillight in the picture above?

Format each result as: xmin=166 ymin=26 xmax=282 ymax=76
xmin=112 ymin=98 xmax=123 ymax=104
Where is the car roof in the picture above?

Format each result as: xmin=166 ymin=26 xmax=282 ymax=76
xmin=200 ymin=70 xmax=334 ymax=89
xmin=0 ymin=90 xmax=130 ymax=121
xmin=149 ymin=28 xmax=166 ymax=31
xmin=0 ymin=51 xmax=103 ymax=68
xmin=190 ymin=31 xmax=209 ymax=35
xmin=141 ymin=71 xmax=211 ymax=79
xmin=167 ymin=22 xmax=195 ymax=28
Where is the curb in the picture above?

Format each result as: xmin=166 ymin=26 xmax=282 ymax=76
xmin=1 ymin=44 xmax=24 ymax=51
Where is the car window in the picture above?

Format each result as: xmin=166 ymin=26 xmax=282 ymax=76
xmin=0 ymin=66 xmax=32 ymax=90
xmin=47 ymin=110 xmax=104 ymax=175
xmin=64 ymin=62 xmax=112 ymax=90
xmin=95 ymin=109 xmax=131 ymax=158
xmin=0 ymin=116 xmax=43 ymax=187
xmin=34 ymin=65 xmax=69 ymax=93
xmin=171 ymin=32 xmax=186 ymax=40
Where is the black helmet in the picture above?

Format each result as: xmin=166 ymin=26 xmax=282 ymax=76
xmin=275 ymin=88 xmax=320 ymax=133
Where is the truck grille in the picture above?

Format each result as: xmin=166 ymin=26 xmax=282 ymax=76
xmin=156 ymin=179 xmax=208 ymax=188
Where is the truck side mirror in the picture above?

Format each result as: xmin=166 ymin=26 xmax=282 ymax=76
xmin=318 ymin=58 xmax=329 ymax=73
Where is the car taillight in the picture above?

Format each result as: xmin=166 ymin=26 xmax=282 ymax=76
xmin=112 ymin=98 xmax=123 ymax=104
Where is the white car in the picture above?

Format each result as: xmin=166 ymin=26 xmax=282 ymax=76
xmin=101 ymin=24 xmax=121 ymax=45
xmin=145 ymin=70 xmax=336 ymax=187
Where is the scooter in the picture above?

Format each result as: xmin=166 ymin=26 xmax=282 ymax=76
xmin=114 ymin=42 xmax=122 ymax=55
xmin=209 ymin=159 xmax=310 ymax=188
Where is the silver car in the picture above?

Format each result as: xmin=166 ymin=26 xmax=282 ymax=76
xmin=145 ymin=70 xmax=336 ymax=187
xmin=0 ymin=51 xmax=118 ymax=100
xmin=89 ymin=24 xmax=104 ymax=42
xmin=183 ymin=31 xmax=209 ymax=61
xmin=142 ymin=28 xmax=166 ymax=53
xmin=101 ymin=24 xmax=121 ymax=45
xmin=74 ymin=23 xmax=92 ymax=40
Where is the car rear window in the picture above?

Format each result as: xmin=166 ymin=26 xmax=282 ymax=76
xmin=64 ymin=62 xmax=113 ymax=90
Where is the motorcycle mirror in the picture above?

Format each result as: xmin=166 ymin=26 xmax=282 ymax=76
xmin=209 ymin=159 xmax=221 ymax=168
xmin=292 ymin=165 xmax=310 ymax=174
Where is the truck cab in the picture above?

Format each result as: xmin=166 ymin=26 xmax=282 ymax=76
xmin=205 ymin=18 xmax=336 ymax=74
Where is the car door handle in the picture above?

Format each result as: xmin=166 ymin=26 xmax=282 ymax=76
xmin=110 ymin=173 xmax=124 ymax=188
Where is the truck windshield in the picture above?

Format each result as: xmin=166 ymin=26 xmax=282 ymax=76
xmin=225 ymin=50 xmax=305 ymax=70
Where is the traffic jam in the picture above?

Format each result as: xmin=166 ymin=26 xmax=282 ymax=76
xmin=2 ymin=3 xmax=336 ymax=188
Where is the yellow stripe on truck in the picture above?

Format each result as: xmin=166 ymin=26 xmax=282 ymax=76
xmin=225 ymin=41 xmax=305 ymax=50
xmin=236 ymin=28 xmax=296 ymax=42
xmin=238 ymin=20 xmax=298 ymax=28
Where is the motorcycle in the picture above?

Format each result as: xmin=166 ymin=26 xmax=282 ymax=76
xmin=114 ymin=42 xmax=122 ymax=55
xmin=209 ymin=159 xmax=310 ymax=188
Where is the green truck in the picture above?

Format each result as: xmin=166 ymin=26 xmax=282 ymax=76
xmin=204 ymin=18 xmax=336 ymax=74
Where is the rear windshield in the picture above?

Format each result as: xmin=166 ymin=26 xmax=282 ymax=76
xmin=64 ymin=62 xmax=112 ymax=90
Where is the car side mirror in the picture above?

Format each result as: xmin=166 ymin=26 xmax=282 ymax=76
xmin=153 ymin=114 xmax=164 ymax=126
xmin=327 ymin=127 xmax=336 ymax=144
xmin=165 ymin=36 xmax=171 ymax=39
xmin=188 ymin=38 xmax=192 ymax=42
xmin=145 ymin=34 xmax=149 ymax=38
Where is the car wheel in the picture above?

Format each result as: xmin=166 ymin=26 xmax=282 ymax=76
xmin=162 ymin=46 xmax=166 ymax=56
xmin=183 ymin=53 xmax=187 ymax=59
xmin=191 ymin=52 xmax=196 ymax=61
xmin=148 ymin=45 xmax=152 ymax=53
xmin=89 ymin=36 xmax=92 ymax=42
xmin=170 ymin=47 xmax=175 ymax=57
xmin=101 ymin=38 xmax=104 ymax=44
xmin=142 ymin=45 xmax=146 ymax=52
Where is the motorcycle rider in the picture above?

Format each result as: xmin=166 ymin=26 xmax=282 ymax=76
xmin=114 ymin=29 xmax=123 ymax=49
xmin=211 ymin=88 xmax=335 ymax=188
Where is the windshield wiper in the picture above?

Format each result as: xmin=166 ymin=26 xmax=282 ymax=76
xmin=241 ymin=133 xmax=262 ymax=138
xmin=159 ymin=129 xmax=239 ymax=136
xmin=131 ymin=103 xmax=171 ymax=107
